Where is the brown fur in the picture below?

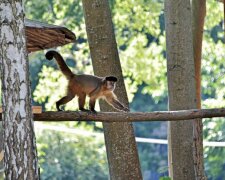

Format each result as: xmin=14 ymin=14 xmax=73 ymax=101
xmin=45 ymin=50 xmax=129 ymax=112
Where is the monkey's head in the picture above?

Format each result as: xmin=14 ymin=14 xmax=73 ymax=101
xmin=104 ymin=76 xmax=117 ymax=91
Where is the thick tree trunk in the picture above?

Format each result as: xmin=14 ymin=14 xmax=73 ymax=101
xmin=165 ymin=0 xmax=197 ymax=179
xmin=81 ymin=0 xmax=142 ymax=179
xmin=0 ymin=81 xmax=2 ymax=178
xmin=192 ymin=1 xmax=207 ymax=179
xmin=0 ymin=1 xmax=39 ymax=179
xmin=0 ymin=126 xmax=3 ymax=179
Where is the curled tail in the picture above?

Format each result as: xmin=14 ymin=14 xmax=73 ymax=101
xmin=45 ymin=50 xmax=74 ymax=79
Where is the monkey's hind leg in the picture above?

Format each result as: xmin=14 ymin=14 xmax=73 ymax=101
xmin=78 ymin=93 xmax=89 ymax=112
xmin=56 ymin=94 xmax=74 ymax=111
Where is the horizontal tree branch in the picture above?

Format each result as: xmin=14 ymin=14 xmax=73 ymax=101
xmin=1 ymin=108 xmax=225 ymax=122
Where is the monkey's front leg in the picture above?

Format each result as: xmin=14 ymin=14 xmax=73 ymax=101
xmin=113 ymin=99 xmax=129 ymax=112
xmin=105 ymin=96 xmax=129 ymax=112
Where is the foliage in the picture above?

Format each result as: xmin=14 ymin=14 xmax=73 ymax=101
xmin=159 ymin=177 xmax=171 ymax=180
xmin=202 ymin=38 xmax=225 ymax=107
xmin=36 ymin=126 xmax=108 ymax=180
xmin=112 ymin=0 xmax=167 ymax=101
xmin=203 ymin=118 xmax=225 ymax=180
xmin=200 ymin=3 xmax=225 ymax=180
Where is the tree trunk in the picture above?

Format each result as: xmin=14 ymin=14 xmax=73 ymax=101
xmin=165 ymin=0 xmax=196 ymax=179
xmin=81 ymin=0 xmax=142 ymax=179
xmin=192 ymin=1 xmax=205 ymax=110
xmin=192 ymin=1 xmax=207 ymax=179
xmin=0 ymin=126 xmax=3 ymax=179
xmin=0 ymin=1 xmax=39 ymax=179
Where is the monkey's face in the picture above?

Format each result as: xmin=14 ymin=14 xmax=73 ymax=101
xmin=106 ymin=81 xmax=116 ymax=91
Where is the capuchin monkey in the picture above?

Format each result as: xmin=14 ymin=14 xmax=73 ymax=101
xmin=45 ymin=50 xmax=129 ymax=113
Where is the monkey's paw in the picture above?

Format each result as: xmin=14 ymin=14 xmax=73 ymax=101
xmin=122 ymin=107 xmax=129 ymax=112
xmin=57 ymin=108 xmax=64 ymax=111
xmin=91 ymin=110 xmax=97 ymax=114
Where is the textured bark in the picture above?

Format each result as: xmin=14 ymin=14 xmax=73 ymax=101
xmin=81 ymin=0 xmax=142 ymax=179
xmin=192 ymin=0 xmax=205 ymax=110
xmin=192 ymin=1 xmax=207 ymax=179
xmin=0 ymin=126 xmax=3 ymax=179
xmin=165 ymin=0 xmax=196 ymax=179
xmin=0 ymin=1 xmax=39 ymax=179
xmin=1 ymin=108 xmax=225 ymax=122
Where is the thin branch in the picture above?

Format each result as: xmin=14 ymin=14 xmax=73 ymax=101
xmin=1 ymin=108 xmax=225 ymax=122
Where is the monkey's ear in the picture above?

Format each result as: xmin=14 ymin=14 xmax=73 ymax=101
xmin=105 ymin=76 xmax=117 ymax=82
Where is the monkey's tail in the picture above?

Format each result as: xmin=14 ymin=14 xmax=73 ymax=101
xmin=45 ymin=50 xmax=74 ymax=79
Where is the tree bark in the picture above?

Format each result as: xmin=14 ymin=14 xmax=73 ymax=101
xmin=192 ymin=1 xmax=207 ymax=179
xmin=81 ymin=0 xmax=142 ymax=179
xmin=0 ymin=1 xmax=39 ymax=179
xmin=0 ymin=126 xmax=3 ymax=179
xmin=165 ymin=0 xmax=197 ymax=179
xmin=192 ymin=1 xmax=205 ymax=110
